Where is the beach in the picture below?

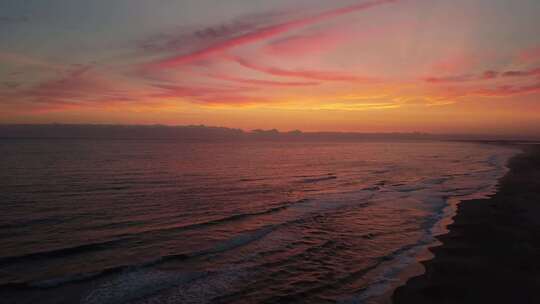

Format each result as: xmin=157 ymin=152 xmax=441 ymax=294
xmin=393 ymin=144 xmax=540 ymax=304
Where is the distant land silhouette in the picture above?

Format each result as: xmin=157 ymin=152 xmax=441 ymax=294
xmin=0 ymin=124 xmax=537 ymax=142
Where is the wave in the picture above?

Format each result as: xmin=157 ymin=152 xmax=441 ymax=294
xmin=0 ymin=252 xmax=192 ymax=290
xmin=0 ymin=225 xmax=276 ymax=291
xmin=0 ymin=198 xmax=313 ymax=290
xmin=81 ymin=269 xmax=208 ymax=304
xmin=0 ymin=216 xmax=73 ymax=231
xmin=0 ymin=238 xmax=130 ymax=266
xmin=1 ymin=194 xmax=359 ymax=291
xmin=300 ymin=175 xmax=337 ymax=183
xmin=114 ymin=199 xmax=309 ymax=238
xmin=192 ymin=226 xmax=276 ymax=257
xmin=1 ymin=217 xmax=271 ymax=291
xmin=1 ymin=266 xmax=123 ymax=290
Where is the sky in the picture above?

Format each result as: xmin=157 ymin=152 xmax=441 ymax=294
xmin=1 ymin=0 xmax=540 ymax=136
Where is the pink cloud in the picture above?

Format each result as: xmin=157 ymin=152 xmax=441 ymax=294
xmin=261 ymin=19 xmax=415 ymax=61
xmin=227 ymin=55 xmax=376 ymax=82
xmin=152 ymin=83 xmax=254 ymax=98
xmin=424 ymin=75 xmax=473 ymax=84
xmin=502 ymin=66 xmax=540 ymax=77
xmin=150 ymin=0 xmax=398 ymax=68
xmin=428 ymin=53 xmax=480 ymax=74
xmin=208 ymin=74 xmax=319 ymax=87
xmin=137 ymin=11 xmax=286 ymax=54
xmin=151 ymin=83 xmax=268 ymax=105
xmin=480 ymin=70 xmax=499 ymax=80
xmin=473 ymin=82 xmax=540 ymax=97
xmin=7 ymin=65 xmax=145 ymax=110
xmin=262 ymin=30 xmax=346 ymax=58
xmin=197 ymin=94 xmax=270 ymax=106
xmin=516 ymin=46 xmax=540 ymax=64
xmin=430 ymin=80 xmax=540 ymax=101
xmin=424 ymin=66 xmax=540 ymax=84
xmin=24 ymin=66 xmax=102 ymax=101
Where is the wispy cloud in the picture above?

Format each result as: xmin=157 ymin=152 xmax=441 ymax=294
xmin=148 ymin=0 xmax=398 ymax=68
xmin=473 ymin=82 xmax=540 ymax=97
xmin=262 ymin=28 xmax=346 ymax=58
xmin=502 ymin=67 xmax=540 ymax=77
xmin=0 ymin=52 xmax=63 ymax=70
xmin=207 ymin=74 xmax=320 ymax=87
xmin=150 ymin=83 xmax=268 ymax=106
xmin=227 ymin=55 xmax=377 ymax=82
xmin=424 ymin=75 xmax=474 ymax=84
xmin=424 ymin=66 xmax=540 ymax=83
xmin=516 ymin=46 xmax=540 ymax=64
xmin=138 ymin=14 xmax=277 ymax=54
xmin=2 ymin=65 xmax=147 ymax=111
xmin=428 ymin=53 xmax=480 ymax=74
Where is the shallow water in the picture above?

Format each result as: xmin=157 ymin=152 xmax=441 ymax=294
xmin=0 ymin=140 xmax=517 ymax=303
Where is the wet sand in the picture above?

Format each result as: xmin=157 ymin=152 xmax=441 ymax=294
xmin=393 ymin=144 xmax=540 ymax=304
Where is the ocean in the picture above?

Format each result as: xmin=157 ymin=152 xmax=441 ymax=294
xmin=0 ymin=139 xmax=517 ymax=303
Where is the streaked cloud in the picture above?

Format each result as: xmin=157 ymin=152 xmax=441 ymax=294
xmin=227 ymin=55 xmax=377 ymax=82
xmin=148 ymin=0 xmax=398 ymax=68
xmin=516 ymin=46 xmax=540 ymax=64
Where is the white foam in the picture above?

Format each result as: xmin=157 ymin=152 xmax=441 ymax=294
xmin=82 ymin=269 xmax=204 ymax=304
xmin=337 ymin=146 xmax=519 ymax=304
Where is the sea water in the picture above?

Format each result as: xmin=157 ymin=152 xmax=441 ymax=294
xmin=0 ymin=140 xmax=517 ymax=303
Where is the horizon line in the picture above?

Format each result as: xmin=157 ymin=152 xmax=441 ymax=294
xmin=0 ymin=123 xmax=539 ymax=140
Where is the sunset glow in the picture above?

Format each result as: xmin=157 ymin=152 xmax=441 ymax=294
xmin=1 ymin=0 xmax=540 ymax=136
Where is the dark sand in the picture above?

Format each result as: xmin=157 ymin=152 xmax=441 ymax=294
xmin=393 ymin=144 xmax=540 ymax=304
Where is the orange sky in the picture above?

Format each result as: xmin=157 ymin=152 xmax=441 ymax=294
xmin=1 ymin=0 xmax=540 ymax=136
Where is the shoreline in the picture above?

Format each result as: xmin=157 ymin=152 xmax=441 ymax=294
xmin=369 ymin=142 xmax=517 ymax=304
xmin=392 ymin=144 xmax=540 ymax=303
